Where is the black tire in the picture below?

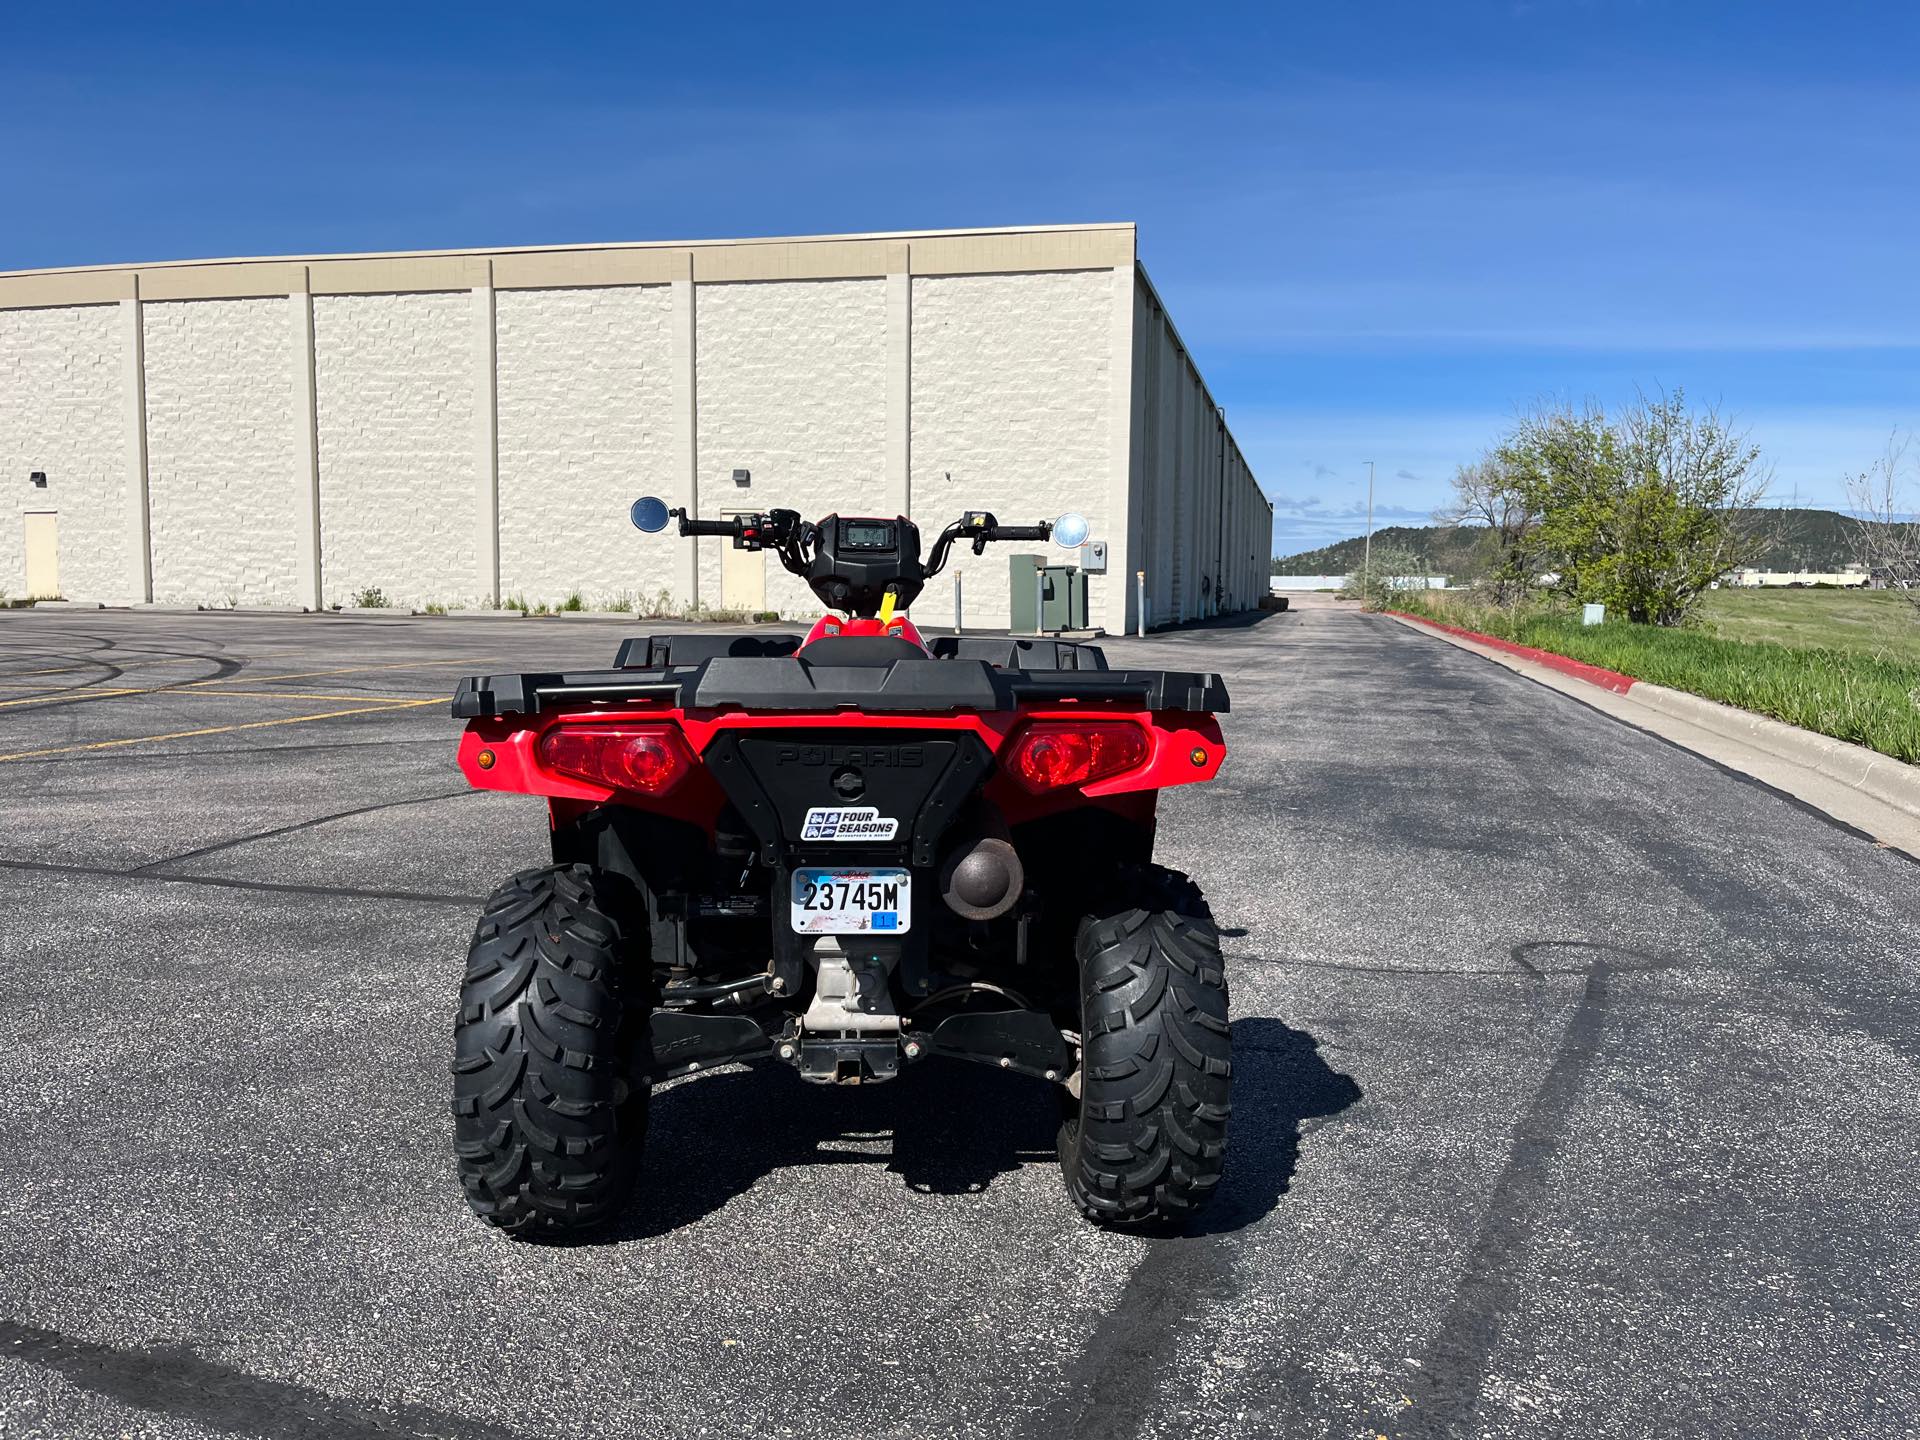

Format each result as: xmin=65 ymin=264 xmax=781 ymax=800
xmin=451 ymin=864 xmax=649 ymax=1238
xmin=1058 ymin=865 xmax=1232 ymax=1228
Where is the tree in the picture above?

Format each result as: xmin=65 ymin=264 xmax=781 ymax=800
xmin=1338 ymin=542 xmax=1428 ymax=609
xmin=1845 ymin=434 xmax=1920 ymax=618
xmin=1434 ymin=453 xmax=1541 ymax=604
xmin=1501 ymin=392 xmax=1772 ymax=626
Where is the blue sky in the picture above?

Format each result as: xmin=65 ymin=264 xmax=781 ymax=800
xmin=5 ymin=1 xmax=1916 ymax=554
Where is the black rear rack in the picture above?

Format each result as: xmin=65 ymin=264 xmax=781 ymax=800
xmin=452 ymin=656 xmax=1229 ymax=720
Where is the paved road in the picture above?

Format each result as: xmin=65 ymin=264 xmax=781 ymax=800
xmin=0 ymin=605 xmax=1914 ymax=1439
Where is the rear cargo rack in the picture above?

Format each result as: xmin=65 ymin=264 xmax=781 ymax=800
xmin=452 ymin=657 xmax=1229 ymax=720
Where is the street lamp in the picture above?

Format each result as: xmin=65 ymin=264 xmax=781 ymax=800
xmin=1363 ymin=460 xmax=1375 ymax=595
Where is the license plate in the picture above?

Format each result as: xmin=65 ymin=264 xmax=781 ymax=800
xmin=790 ymin=868 xmax=911 ymax=934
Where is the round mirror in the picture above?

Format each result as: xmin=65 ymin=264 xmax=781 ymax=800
xmin=1052 ymin=511 xmax=1091 ymax=549
xmin=629 ymin=496 xmax=671 ymax=533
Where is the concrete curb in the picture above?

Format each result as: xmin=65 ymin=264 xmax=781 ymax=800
xmin=1388 ymin=610 xmax=1920 ymax=823
xmin=1386 ymin=610 xmax=1636 ymax=693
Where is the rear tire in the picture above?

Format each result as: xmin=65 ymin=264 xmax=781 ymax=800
xmin=1058 ymin=865 xmax=1232 ymax=1228
xmin=451 ymin=864 xmax=649 ymax=1239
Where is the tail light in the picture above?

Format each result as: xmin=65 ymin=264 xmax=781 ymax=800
xmin=1006 ymin=721 xmax=1148 ymax=792
xmin=537 ymin=724 xmax=694 ymax=796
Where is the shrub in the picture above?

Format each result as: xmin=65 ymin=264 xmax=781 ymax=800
xmin=353 ymin=586 xmax=389 ymax=609
xmin=1338 ymin=543 xmax=1429 ymax=609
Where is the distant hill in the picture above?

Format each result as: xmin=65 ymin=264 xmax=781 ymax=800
xmin=1273 ymin=508 xmax=1874 ymax=576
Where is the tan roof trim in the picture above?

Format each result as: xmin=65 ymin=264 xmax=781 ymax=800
xmin=309 ymin=254 xmax=492 ymax=295
xmin=142 ymin=261 xmax=309 ymax=302
xmin=693 ymin=238 xmax=904 ymax=283
xmin=910 ymin=226 xmax=1134 ymax=276
xmin=0 ymin=225 xmax=1137 ymax=304
xmin=0 ymin=222 xmax=1133 ymax=279
xmin=0 ymin=270 xmax=137 ymax=310
xmin=493 ymin=247 xmax=689 ymax=290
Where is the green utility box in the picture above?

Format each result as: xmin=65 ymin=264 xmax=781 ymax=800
xmin=1008 ymin=555 xmax=1089 ymax=632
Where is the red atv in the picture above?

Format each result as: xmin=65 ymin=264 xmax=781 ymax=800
xmin=450 ymin=499 xmax=1231 ymax=1236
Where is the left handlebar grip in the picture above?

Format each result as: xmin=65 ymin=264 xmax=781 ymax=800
xmin=993 ymin=524 xmax=1052 ymax=541
xmin=677 ymin=517 xmax=739 ymax=538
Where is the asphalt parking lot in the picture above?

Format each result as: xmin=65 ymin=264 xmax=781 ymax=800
xmin=1 ymin=604 xmax=1915 ymax=1439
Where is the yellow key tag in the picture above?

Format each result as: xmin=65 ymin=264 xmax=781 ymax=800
xmin=879 ymin=590 xmax=897 ymax=624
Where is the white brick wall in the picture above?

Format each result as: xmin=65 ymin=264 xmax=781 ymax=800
xmin=695 ymin=279 xmax=888 ymax=618
xmin=910 ymin=270 xmax=1113 ymax=629
xmin=1132 ymin=278 xmax=1272 ymax=626
xmin=0 ymin=305 xmax=126 ymax=603
xmin=144 ymin=298 xmax=298 ymax=607
xmin=0 ymin=252 xmax=1262 ymax=626
xmin=496 ymin=286 xmax=674 ymax=609
xmin=314 ymin=292 xmax=477 ymax=609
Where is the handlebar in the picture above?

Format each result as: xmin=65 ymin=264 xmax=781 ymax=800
xmin=657 ymin=504 xmax=1053 ymax=586
xmin=675 ymin=515 xmax=740 ymax=538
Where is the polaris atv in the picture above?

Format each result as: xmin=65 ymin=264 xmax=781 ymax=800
xmin=449 ymin=498 xmax=1232 ymax=1236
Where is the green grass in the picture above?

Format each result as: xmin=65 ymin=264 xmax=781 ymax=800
xmin=1396 ymin=592 xmax=1920 ymax=764
xmin=1698 ymin=587 xmax=1920 ymax=664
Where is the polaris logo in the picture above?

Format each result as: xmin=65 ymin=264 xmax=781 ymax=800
xmin=775 ymin=745 xmax=924 ymax=768
xmin=800 ymin=806 xmax=901 ymax=842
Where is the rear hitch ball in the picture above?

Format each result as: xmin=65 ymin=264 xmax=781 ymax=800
xmin=939 ymin=830 xmax=1025 ymax=922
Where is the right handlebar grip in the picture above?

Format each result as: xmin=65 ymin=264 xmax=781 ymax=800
xmin=993 ymin=525 xmax=1052 ymax=541
xmin=678 ymin=517 xmax=738 ymax=538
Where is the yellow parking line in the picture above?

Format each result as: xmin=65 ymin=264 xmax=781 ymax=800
xmin=0 ymin=659 xmax=480 ymax=708
xmin=0 ymin=652 xmax=304 ymax=678
xmin=164 ymin=689 xmax=445 ymax=703
xmin=187 ymin=660 xmax=491 ymax=687
xmin=0 ymin=686 xmax=153 ymax=710
xmin=0 ymin=698 xmax=446 ymax=763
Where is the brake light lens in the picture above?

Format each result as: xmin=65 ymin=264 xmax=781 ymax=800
xmin=1007 ymin=721 xmax=1149 ymax=791
xmin=536 ymin=725 xmax=693 ymax=795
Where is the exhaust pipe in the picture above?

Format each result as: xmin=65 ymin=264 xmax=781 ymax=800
xmin=939 ymin=817 xmax=1025 ymax=921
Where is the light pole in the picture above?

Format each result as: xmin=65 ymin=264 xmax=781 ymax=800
xmin=1363 ymin=460 xmax=1375 ymax=596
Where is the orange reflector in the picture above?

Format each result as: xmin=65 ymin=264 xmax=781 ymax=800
xmin=1190 ymin=746 xmax=1208 ymax=767
xmin=476 ymin=749 xmax=496 ymax=770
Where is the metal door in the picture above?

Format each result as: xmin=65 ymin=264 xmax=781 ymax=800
xmin=23 ymin=512 xmax=58 ymax=599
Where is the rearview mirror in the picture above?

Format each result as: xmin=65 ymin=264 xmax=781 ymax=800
xmin=1052 ymin=511 xmax=1090 ymax=549
xmin=629 ymin=496 xmax=671 ymax=533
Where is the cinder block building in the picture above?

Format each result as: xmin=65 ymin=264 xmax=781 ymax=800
xmin=0 ymin=224 xmax=1268 ymax=633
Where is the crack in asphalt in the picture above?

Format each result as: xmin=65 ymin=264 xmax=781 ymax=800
xmin=1391 ymin=958 xmax=1615 ymax=1438
xmin=0 ymin=856 xmax=484 ymax=908
xmin=130 ymin=788 xmax=478 ymax=874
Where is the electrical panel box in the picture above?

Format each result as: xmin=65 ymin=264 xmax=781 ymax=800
xmin=1008 ymin=554 xmax=1045 ymax=632
xmin=1082 ymin=539 xmax=1108 ymax=573
xmin=1010 ymin=555 xmax=1089 ymax=633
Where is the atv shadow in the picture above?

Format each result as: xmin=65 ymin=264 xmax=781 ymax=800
xmin=604 ymin=1016 xmax=1359 ymax=1241
xmin=1185 ymin=1016 xmax=1363 ymax=1237
xmin=607 ymin=1058 xmax=1058 ymax=1240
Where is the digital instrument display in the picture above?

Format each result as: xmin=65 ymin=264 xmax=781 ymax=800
xmin=843 ymin=521 xmax=895 ymax=550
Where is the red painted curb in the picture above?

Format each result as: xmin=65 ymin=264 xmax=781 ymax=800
xmin=1386 ymin=611 xmax=1639 ymax=695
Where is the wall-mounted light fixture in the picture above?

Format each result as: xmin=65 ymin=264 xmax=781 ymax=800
xmin=732 ymin=468 xmax=751 ymax=487
xmin=29 ymin=471 xmax=47 ymax=488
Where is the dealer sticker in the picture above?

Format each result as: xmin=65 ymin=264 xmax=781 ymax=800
xmin=800 ymin=806 xmax=901 ymax=842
